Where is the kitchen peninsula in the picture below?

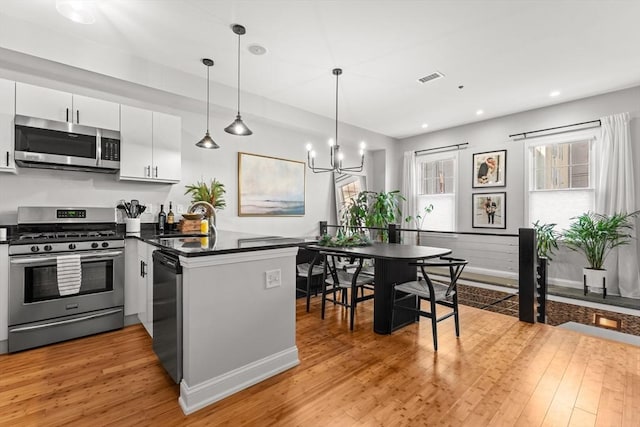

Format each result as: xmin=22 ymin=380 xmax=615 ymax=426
xmin=144 ymin=231 xmax=309 ymax=415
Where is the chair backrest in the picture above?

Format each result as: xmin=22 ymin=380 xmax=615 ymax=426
xmin=414 ymin=256 xmax=468 ymax=298
xmin=319 ymin=251 xmax=365 ymax=286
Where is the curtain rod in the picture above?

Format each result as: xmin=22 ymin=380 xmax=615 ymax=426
xmin=509 ymin=119 xmax=601 ymax=140
xmin=415 ymin=142 xmax=469 ymax=155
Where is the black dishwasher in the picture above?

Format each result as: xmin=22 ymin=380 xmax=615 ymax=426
xmin=152 ymin=250 xmax=183 ymax=383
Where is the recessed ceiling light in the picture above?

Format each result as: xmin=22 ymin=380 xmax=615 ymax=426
xmin=248 ymin=44 xmax=267 ymax=56
xmin=56 ymin=0 xmax=96 ymax=24
xmin=550 ymin=90 xmax=560 ymax=97
xmin=476 ymin=109 xmax=484 ymax=116
xmin=421 ymin=123 xmax=429 ymax=129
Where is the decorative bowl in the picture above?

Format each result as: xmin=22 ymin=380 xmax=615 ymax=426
xmin=182 ymin=213 xmax=203 ymax=220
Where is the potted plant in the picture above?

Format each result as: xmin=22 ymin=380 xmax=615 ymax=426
xmin=405 ymin=204 xmax=434 ymax=245
xmin=184 ymin=179 xmax=226 ymax=228
xmin=184 ymin=178 xmax=227 ymax=210
xmin=341 ymin=191 xmax=369 ymax=236
xmin=562 ymin=211 xmax=639 ymax=297
xmin=364 ymin=190 xmax=405 ymax=242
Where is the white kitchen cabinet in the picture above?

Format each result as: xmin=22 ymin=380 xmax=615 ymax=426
xmin=72 ymin=94 xmax=120 ymax=130
xmin=119 ymin=105 xmax=181 ymax=184
xmin=152 ymin=111 xmax=182 ymax=182
xmin=0 ymin=78 xmax=16 ymax=173
xmin=120 ymin=105 xmax=153 ymax=180
xmin=137 ymin=241 xmax=155 ymax=337
xmin=0 ymin=244 xmax=8 ymax=343
xmin=15 ymin=82 xmax=120 ymax=130
xmin=124 ymin=239 xmax=139 ymax=317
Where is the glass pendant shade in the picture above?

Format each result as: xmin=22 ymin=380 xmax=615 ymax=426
xmin=224 ymin=115 xmax=252 ymax=136
xmin=225 ymin=24 xmax=252 ymax=136
xmin=196 ymin=131 xmax=219 ymax=149
xmin=197 ymin=58 xmax=219 ymax=149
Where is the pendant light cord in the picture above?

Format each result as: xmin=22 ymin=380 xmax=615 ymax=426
xmin=335 ymin=71 xmax=339 ymax=146
xmin=236 ymin=33 xmax=241 ymax=115
xmin=206 ymin=65 xmax=210 ymax=133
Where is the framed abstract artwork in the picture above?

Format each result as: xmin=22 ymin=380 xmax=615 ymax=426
xmin=473 ymin=150 xmax=506 ymax=188
xmin=472 ymin=192 xmax=506 ymax=229
xmin=238 ymin=152 xmax=305 ymax=216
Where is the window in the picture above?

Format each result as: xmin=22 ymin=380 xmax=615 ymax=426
xmin=415 ymin=152 xmax=457 ymax=231
xmin=527 ymin=129 xmax=596 ymax=231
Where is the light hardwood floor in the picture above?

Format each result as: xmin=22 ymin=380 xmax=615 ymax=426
xmin=1 ymin=297 xmax=639 ymax=426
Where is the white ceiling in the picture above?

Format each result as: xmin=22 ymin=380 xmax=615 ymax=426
xmin=1 ymin=0 xmax=640 ymax=139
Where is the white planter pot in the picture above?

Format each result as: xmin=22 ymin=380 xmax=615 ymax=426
xmin=583 ymin=267 xmax=608 ymax=298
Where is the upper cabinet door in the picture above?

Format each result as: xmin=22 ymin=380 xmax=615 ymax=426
xmin=15 ymin=82 xmax=72 ymax=123
xmin=120 ymin=105 xmax=153 ymax=180
xmin=72 ymin=94 xmax=120 ymax=130
xmin=152 ymin=111 xmax=181 ymax=183
xmin=0 ymin=78 xmax=15 ymax=172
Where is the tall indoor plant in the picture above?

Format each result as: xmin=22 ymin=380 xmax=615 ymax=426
xmin=364 ymin=190 xmax=405 ymax=242
xmin=562 ymin=211 xmax=639 ymax=296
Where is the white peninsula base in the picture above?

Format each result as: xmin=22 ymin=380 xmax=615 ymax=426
xmin=177 ymin=246 xmax=300 ymax=415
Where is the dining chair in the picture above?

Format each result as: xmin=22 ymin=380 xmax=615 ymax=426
xmin=391 ymin=256 xmax=467 ymax=350
xmin=296 ymin=248 xmax=324 ymax=312
xmin=319 ymin=251 xmax=375 ymax=330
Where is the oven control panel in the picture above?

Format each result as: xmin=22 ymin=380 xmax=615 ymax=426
xmin=57 ymin=209 xmax=87 ymax=219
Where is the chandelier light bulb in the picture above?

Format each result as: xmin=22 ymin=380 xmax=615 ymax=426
xmin=310 ymin=150 xmax=316 ymax=158
xmin=360 ymin=141 xmax=366 ymax=149
xmin=338 ymin=152 xmax=344 ymax=161
xmin=306 ymin=143 xmax=313 ymax=151
xmin=328 ymin=138 xmax=335 ymax=147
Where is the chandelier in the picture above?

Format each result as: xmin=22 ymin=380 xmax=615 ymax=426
xmin=306 ymin=68 xmax=365 ymax=173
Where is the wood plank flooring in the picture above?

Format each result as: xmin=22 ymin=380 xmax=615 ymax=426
xmin=1 ymin=297 xmax=639 ymax=426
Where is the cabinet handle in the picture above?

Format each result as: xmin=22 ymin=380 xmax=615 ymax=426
xmin=66 ymin=108 xmax=69 ymax=122
xmin=145 ymin=165 xmax=151 ymax=177
xmin=77 ymin=110 xmax=80 ymax=124
xmin=141 ymin=260 xmax=147 ymax=278
xmin=5 ymin=151 xmax=8 ymax=167
xmin=154 ymin=166 xmax=158 ymax=178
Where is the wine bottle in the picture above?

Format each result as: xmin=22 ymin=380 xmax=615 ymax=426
xmin=158 ymin=204 xmax=166 ymax=233
xmin=167 ymin=202 xmax=175 ymax=231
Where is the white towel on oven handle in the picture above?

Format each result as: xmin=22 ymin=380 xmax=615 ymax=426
xmin=57 ymin=254 xmax=82 ymax=296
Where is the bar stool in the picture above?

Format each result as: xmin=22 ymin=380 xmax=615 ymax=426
xmin=320 ymin=251 xmax=375 ymax=330
xmin=391 ymin=256 xmax=467 ymax=350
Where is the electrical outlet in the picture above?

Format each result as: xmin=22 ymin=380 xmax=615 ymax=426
xmin=265 ymin=269 xmax=281 ymax=289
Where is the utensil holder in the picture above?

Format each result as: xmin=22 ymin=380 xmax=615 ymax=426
xmin=126 ymin=218 xmax=141 ymax=234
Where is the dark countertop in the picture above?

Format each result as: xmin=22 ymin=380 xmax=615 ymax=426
xmin=134 ymin=229 xmax=315 ymax=257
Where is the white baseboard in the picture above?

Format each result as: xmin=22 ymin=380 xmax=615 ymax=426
xmin=465 ymin=266 xmax=517 ymax=280
xmin=178 ymin=346 xmax=299 ymax=415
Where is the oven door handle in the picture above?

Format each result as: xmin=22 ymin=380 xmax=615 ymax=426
xmin=10 ymin=250 xmax=124 ymax=265
xmin=9 ymin=308 xmax=123 ymax=332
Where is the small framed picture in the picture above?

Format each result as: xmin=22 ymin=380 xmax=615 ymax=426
xmin=473 ymin=150 xmax=506 ymax=188
xmin=472 ymin=192 xmax=506 ymax=229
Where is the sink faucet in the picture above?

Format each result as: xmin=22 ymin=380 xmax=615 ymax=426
xmin=188 ymin=201 xmax=217 ymax=236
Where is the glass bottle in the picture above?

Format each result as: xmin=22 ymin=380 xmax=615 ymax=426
xmin=167 ymin=202 xmax=175 ymax=231
xmin=158 ymin=204 xmax=166 ymax=233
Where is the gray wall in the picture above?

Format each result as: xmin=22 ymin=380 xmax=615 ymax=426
xmin=0 ymin=50 xmax=396 ymax=237
xmin=397 ymin=85 xmax=640 ymax=288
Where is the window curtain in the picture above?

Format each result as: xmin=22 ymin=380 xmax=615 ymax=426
xmin=596 ymin=112 xmax=640 ymax=298
xmin=401 ymin=151 xmax=416 ymax=244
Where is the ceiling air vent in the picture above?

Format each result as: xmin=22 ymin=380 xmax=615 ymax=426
xmin=418 ymin=71 xmax=445 ymax=84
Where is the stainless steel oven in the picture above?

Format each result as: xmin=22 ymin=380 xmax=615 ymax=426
xmin=7 ymin=207 xmax=124 ymax=353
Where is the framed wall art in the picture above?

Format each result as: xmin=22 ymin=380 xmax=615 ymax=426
xmin=473 ymin=150 xmax=506 ymax=188
xmin=472 ymin=192 xmax=506 ymax=229
xmin=238 ymin=152 xmax=305 ymax=216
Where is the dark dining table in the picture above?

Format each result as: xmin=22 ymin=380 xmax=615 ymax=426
xmin=306 ymin=242 xmax=452 ymax=334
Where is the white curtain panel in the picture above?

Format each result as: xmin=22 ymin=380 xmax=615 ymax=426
xmin=401 ymin=151 xmax=416 ymax=244
xmin=596 ymin=112 xmax=640 ymax=298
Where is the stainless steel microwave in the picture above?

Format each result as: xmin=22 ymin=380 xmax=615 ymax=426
xmin=14 ymin=115 xmax=120 ymax=173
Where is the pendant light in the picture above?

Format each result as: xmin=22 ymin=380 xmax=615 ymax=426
xmin=306 ymin=68 xmax=365 ymax=173
xmin=196 ymin=58 xmax=220 ymax=149
xmin=224 ymin=24 xmax=253 ymax=136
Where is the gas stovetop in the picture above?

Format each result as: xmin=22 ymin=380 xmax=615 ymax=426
xmin=9 ymin=206 xmax=124 ymax=256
